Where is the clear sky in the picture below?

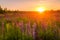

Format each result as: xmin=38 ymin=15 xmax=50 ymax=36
xmin=0 ymin=0 xmax=60 ymax=11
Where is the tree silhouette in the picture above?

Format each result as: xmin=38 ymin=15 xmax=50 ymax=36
xmin=0 ymin=5 xmax=3 ymax=13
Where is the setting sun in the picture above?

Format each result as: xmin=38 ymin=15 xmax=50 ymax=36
xmin=36 ymin=7 xmax=45 ymax=13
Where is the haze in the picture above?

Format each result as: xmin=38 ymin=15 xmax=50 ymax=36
xmin=0 ymin=0 xmax=60 ymax=11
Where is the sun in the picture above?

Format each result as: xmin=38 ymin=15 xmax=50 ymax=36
xmin=36 ymin=7 xmax=45 ymax=13
xmin=38 ymin=8 xmax=45 ymax=12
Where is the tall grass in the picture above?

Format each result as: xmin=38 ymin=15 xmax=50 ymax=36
xmin=0 ymin=15 xmax=60 ymax=40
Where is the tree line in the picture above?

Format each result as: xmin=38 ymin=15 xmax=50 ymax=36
xmin=0 ymin=5 xmax=60 ymax=14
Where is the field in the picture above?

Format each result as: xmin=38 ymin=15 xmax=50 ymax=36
xmin=0 ymin=11 xmax=60 ymax=40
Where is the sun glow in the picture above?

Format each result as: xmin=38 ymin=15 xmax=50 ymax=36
xmin=36 ymin=7 xmax=45 ymax=13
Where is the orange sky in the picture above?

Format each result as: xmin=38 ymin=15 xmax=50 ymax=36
xmin=0 ymin=0 xmax=60 ymax=11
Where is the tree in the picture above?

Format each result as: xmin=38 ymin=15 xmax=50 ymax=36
xmin=0 ymin=6 xmax=3 ymax=13
xmin=4 ymin=8 xmax=7 ymax=13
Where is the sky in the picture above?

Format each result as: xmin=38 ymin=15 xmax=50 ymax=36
xmin=0 ymin=0 xmax=60 ymax=11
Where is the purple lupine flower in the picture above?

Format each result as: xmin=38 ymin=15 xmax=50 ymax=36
xmin=15 ymin=21 xmax=19 ymax=27
xmin=19 ymin=21 xmax=24 ymax=32
xmin=25 ymin=23 xmax=28 ymax=35
xmin=41 ymin=21 xmax=47 ymax=31
xmin=32 ymin=22 xmax=37 ymax=39
xmin=25 ymin=21 xmax=31 ymax=35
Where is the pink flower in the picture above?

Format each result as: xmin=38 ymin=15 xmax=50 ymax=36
xmin=25 ymin=21 xmax=31 ymax=35
xmin=32 ymin=22 xmax=37 ymax=39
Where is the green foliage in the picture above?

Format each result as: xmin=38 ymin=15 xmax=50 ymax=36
xmin=0 ymin=15 xmax=60 ymax=40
